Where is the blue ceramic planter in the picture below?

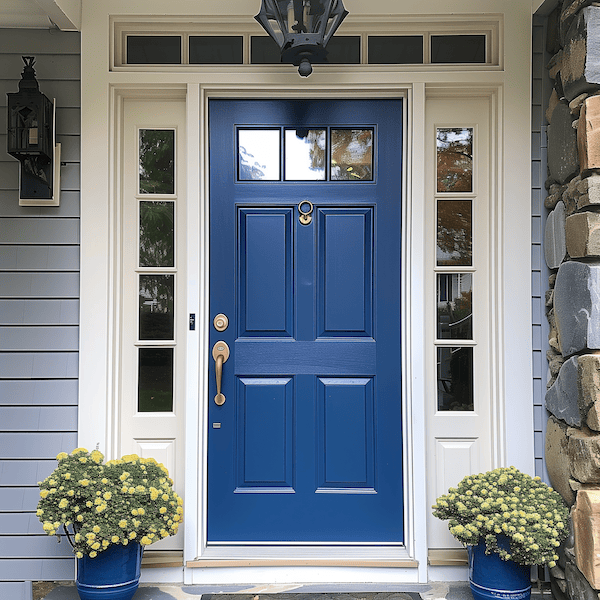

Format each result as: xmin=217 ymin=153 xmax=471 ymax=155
xmin=76 ymin=542 xmax=143 ymax=600
xmin=468 ymin=536 xmax=532 ymax=600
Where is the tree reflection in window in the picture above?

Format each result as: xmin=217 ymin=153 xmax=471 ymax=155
xmin=437 ymin=199 xmax=472 ymax=266
xmin=437 ymin=273 xmax=472 ymax=340
xmin=436 ymin=127 xmax=473 ymax=193
xmin=139 ymin=129 xmax=175 ymax=194
xmin=139 ymin=201 xmax=174 ymax=267
xmin=331 ymin=129 xmax=373 ymax=181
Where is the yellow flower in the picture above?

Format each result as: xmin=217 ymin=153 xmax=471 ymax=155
xmin=36 ymin=509 xmax=44 ymax=516
xmin=138 ymin=508 xmax=145 ymax=516
xmin=90 ymin=450 xmax=104 ymax=464
xmin=89 ymin=551 xmax=97 ymax=558
xmin=129 ymin=532 xmax=137 ymax=540
xmin=162 ymin=494 xmax=169 ymax=501
xmin=119 ymin=472 xmax=130 ymax=482
xmin=72 ymin=448 xmax=88 ymax=454
xmin=79 ymin=457 xmax=88 ymax=463
xmin=40 ymin=489 xmax=49 ymax=499
xmin=111 ymin=536 xmax=120 ymax=543
xmin=76 ymin=551 xmax=83 ymax=559
xmin=102 ymin=540 xmax=109 ymax=548
xmin=91 ymin=542 xmax=100 ymax=550
xmin=131 ymin=509 xmax=138 ymax=516
xmin=103 ymin=492 xmax=112 ymax=500
xmin=150 ymin=488 xmax=159 ymax=501
xmin=79 ymin=479 xmax=90 ymax=487
xmin=93 ymin=526 xmax=100 ymax=533
xmin=57 ymin=452 xmax=69 ymax=460
xmin=59 ymin=499 xmax=68 ymax=509
xmin=140 ymin=536 xmax=152 ymax=546
xmin=77 ymin=515 xmax=83 ymax=522
xmin=159 ymin=507 xmax=167 ymax=514
xmin=64 ymin=473 xmax=71 ymax=480
xmin=67 ymin=490 xmax=75 ymax=496
xmin=119 ymin=520 xmax=128 ymax=528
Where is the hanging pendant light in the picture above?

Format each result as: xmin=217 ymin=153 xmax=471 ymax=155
xmin=255 ymin=0 xmax=349 ymax=77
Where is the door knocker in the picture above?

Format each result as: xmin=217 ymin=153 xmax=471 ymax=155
xmin=298 ymin=200 xmax=313 ymax=225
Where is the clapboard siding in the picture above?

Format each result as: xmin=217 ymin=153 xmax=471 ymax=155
xmin=0 ymin=558 xmax=74 ymax=581
xmin=0 ymin=513 xmax=45 ymax=535
xmin=0 ymin=247 xmax=80 ymax=271
xmin=0 ymin=433 xmax=79 ymax=459
xmin=0 ymin=353 xmax=78 ymax=378
xmin=0 ymin=460 xmax=58 ymax=485
xmin=0 ymin=218 xmax=80 ymax=244
xmin=0 ymin=581 xmax=33 ymax=600
xmin=0 ymin=190 xmax=80 ymax=218
xmin=0 ymin=29 xmax=80 ymax=583
xmin=0 ymin=537 xmax=75 ymax=558
xmin=0 ymin=273 xmax=80 ymax=297
xmin=0 ymin=380 xmax=78 ymax=405
xmin=0 ymin=300 xmax=79 ymax=324
xmin=3 ymin=407 xmax=77 ymax=431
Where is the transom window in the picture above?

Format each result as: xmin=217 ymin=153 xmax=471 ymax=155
xmin=112 ymin=17 xmax=501 ymax=69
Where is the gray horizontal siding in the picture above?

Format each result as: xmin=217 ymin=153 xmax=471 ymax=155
xmin=0 ymin=218 xmax=79 ymax=244
xmin=0 ymin=247 xmax=80 ymax=271
xmin=0 ymin=30 xmax=80 ymax=585
xmin=0 ymin=460 xmax=58 ymax=485
xmin=0 ymin=433 xmax=78 ymax=459
xmin=0 ymin=300 xmax=79 ymax=324
xmin=0 ymin=191 xmax=80 ymax=218
xmin=0 ymin=353 xmax=78 ymax=378
xmin=0 ymin=581 xmax=33 ymax=600
xmin=0 ymin=273 xmax=79 ymax=298
xmin=3 ymin=407 xmax=77 ymax=431
xmin=1 ymin=327 xmax=79 ymax=351
xmin=0 ymin=380 xmax=78 ymax=404
xmin=0 ymin=559 xmax=74 ymax=581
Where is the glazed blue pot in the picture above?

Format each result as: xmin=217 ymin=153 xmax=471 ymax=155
xmin=468 ymin=536 xmax=532 ymax=600
xmin=76 ymin=542 xmax=143 ymax=600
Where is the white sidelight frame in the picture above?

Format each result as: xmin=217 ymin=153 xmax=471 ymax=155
xmin=78 ymin=0 xmax=534 ymax=585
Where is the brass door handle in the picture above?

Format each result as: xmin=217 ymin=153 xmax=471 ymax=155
xmin=212 ymin=341 xmax=230 ymax=406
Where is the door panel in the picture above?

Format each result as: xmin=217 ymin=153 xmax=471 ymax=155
xmin=208 ymin=99 xmax=402 ymax=543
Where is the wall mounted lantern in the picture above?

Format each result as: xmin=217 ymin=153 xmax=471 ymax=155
xmin=7 ymin=56 xmax=60 ymax=206
xmin=255 ymin=0 xmax=349 ymax=77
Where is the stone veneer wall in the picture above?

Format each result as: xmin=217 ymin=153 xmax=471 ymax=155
xmin=544 ymin=2 xmax=600 ymax=599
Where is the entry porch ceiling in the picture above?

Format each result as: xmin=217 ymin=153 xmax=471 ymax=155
xmin=0 ymin=0 xmax=81 ymax=31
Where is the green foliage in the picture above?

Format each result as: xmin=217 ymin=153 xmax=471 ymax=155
xmin=37 ymin=448 xmax=182 ymax=558
xmin=432 ymin=467 xmax=568 ymax=566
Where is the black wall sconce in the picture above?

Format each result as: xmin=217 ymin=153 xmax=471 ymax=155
xmin=255 ymin=0 xmax=348 ymax=77
xmin=7 ymin=56 xmax=61 ymax=206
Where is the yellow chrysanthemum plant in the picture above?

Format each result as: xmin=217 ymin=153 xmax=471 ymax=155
xmin=37 ymin=448 xmax=182 ymax=559
xmin=432 ymin=467 xmax=569 ymax=567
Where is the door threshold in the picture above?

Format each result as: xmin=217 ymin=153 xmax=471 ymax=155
xmin=188 ymin=545 xmax=418 ymax=568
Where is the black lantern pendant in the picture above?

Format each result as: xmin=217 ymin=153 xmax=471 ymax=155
xmin=255 ymin=0 xmax=349 ymax=77
xmin=7 ymin=56 xmax=60 ymax=204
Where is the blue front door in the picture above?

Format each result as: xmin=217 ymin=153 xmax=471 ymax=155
xmin=208 ymin=99 xmax=403 ymax=542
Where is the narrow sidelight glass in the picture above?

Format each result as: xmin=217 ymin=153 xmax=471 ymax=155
xmin=139 ymin=201 xmax=175 ymax=267
xmin=139 ymin=274 xmax=175 ymax=340
xmin=138 ymin=348 xmax=174 ymax=412
xmin=437 ymin=347 xmax=474 ymax=411
xmin=437 ymin=273 xmax=472 ymax=339
xmin=437 ymin=127 xmax=473 ymax=193
xmin=437 ymin=199 xmax=472 ymax=266
xmin=139 ymin=129 xmax=175 ymax=195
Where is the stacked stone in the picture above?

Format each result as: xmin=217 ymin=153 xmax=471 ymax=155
xmin=545 ymin=2 xmax=600 ymax=599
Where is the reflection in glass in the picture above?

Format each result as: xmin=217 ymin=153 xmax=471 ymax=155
xmin=284 ymin=129 xmax=326 ymax=180
xmin=437 ymin=200 xmax=472 ymax=266
xmin=139 ymin=274 xmax=174 ymax=340
xmin=138 ymin=348 xmax=173 ymax=412
xmin=431 ymin=35 xmax=485 ymax=64
xmin=437 ymin=127 xmax=473 ymax=192
xmin=437 ymin=347 xmax=473 ymax=411
xmin=437 ymin=273 xmax=472 ymax=339
xmin=238 ymin=129 xmax=280 ymax=181
xmin=139 ymin=129 xmax=175 ymax=194
xmin=331 ymin=129 xmax=373 ymax=181
xmin=139 ymin=201 xmax=174 ymax=267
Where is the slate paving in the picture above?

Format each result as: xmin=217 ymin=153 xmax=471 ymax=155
xmin=35 ymin=582 xmax=552 ymax=600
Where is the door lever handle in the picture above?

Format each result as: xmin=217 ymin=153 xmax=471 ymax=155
xmin=212 ymin=341 xmax=230 ymax=406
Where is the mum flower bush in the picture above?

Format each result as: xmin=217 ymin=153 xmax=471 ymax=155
xmin=37 ymin=448 xmax=182 ymax=558
xmin=432 ymin=466 xmax=569 ymax=567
